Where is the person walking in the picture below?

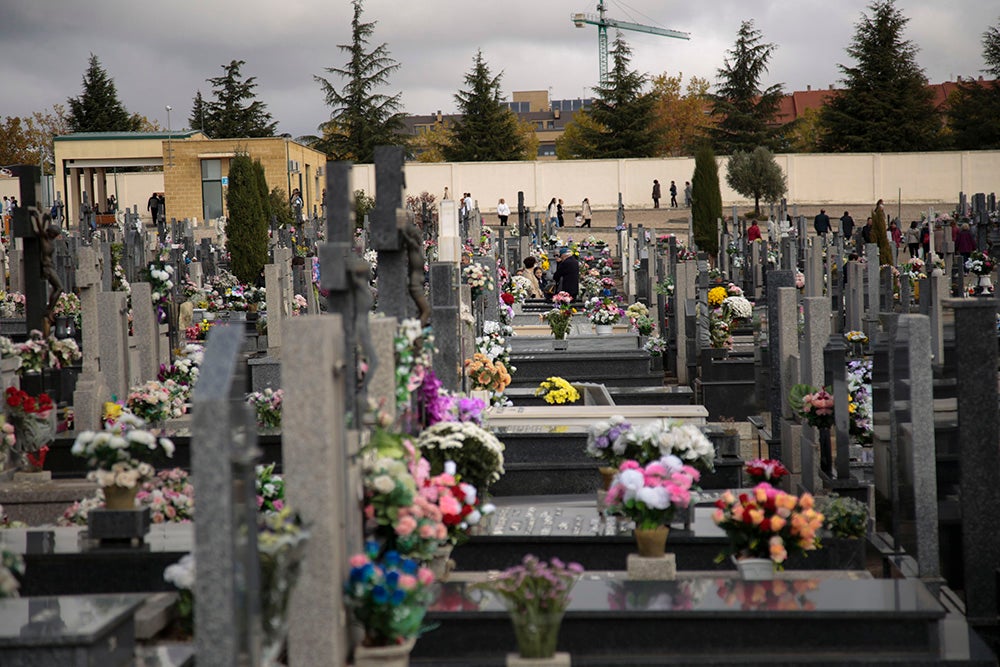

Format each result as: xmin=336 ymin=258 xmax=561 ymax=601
xmin=581 ymin=198 xmax=592 ymax=228
xmin=905 ymin=221 xmax=920 ymax=258
xmin=813 ymin=209 xmax=831 ymax=236
xmin=840 ymin=211 xmax=855 ymax=246
xmin=497 ymin=198 xmax=510 ymax=226
xmin=651 ymin=180 xmax=661 ymax=209
xmin=956 ymin=223 xmax=976 ymax=262
xmin=546 ymin=198 xmax=559 ymax=226
xmin=669 ymin=180 xmax=678 ymax=208
xmin=557 ymin=198 xmax=565 ymax=227
xmin=683 ymin=181 xmax=692 ymax=207
xmin=147 ymin=192 xmax=161 ymax=224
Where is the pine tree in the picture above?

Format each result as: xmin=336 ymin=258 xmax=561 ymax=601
xmin=67 ymin=54 xmax=140 ymax=133
xmin=710 ymin=21 xmax=785 ymax=154
xmin=444 ymin=51 xmax=526 ymax=162
xmin=225 ymin=153 xmax=269 ymax=284
xmin=691 ymin=144 xmax=723 ymax=255
xmin=314 ymin=0 xmax=405 ymax=162
xmin=819 ymin=0 xmax=940 ymax=152
xmin=189 ymin=91 xmax=208 ymax=133
xmin=572 ymin=34 xmax=659 ymax=158
xmin=725 ymin=147 xmax=787 ymax=217
xmin=202 ymin=60 xmax=277 ymax=139
xmin=947 ymin=17 xmax=1000 ymax=149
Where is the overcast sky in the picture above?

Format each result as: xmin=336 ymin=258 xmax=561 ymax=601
xmin=1 ymin=0 xmax=995 ymax=139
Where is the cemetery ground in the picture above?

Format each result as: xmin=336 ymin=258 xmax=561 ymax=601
xmin=0 ymin=160 xmax=997 ymax=665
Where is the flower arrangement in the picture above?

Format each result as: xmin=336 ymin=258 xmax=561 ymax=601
xmin=146 ymin=262 xmax=175 ymax=307
xmin=416 ymin=420 xmax=506 ymax=492
xmin=509 ymin=275 xmax=533 ymax=303
xmin=789 ymin=384 xmax=835 ymax=429
xmin=477 ymin=555 xmax=583 ymax=658
xmin=49 ymin=337 xmax=82 ymax=369
xmin=247 ymin=388 xmax=283 ymax=429
xmin=540 ymin=292 xmax=575 ymax=339
xmin=794 ymin=272 xmax=805 ymax=289
xmin=0 ymin=291 xmax=25 ymax=318
xmin=364 ymin=455 xmax=446 ymax=561
xmin=394 ymin=319 xmax=435 ymax=413
xmin=52 ymin=292 xmax=82 ymax=328
xmin=138 ymin=468 xmax=195 ymax=523
xmin=654 ymin=277 xmax=675 ymax=297
xmin=415 ymin=458 xmax=494 ymax=546
xmin=847 ymin=359 xmax=873 ymax=445
xmin=584 ymin=296 xmax=624 ymax=325
xmin=643 ymin=336 xmax=668 ymax=357
xmin=844 ymin=331 xmax=868 ymax=344
xmin=625 ymin=302 xmax=648 ymax=321
xmin=722 ymin=295 xmax=753 ymax=321
xmin=464 ymin=353 xmax=511 ymax=394
xmin=618 ymin=420 xmax=716 ymax=470
xmin=632 ymin=314 xmax=655 ymax=336
xmin=163 ymin=554 xmax=195 ymax=633
xmin=462 ymin=262 xmax=494 ymax=301
xmin=586 ymin=415 xmax=633 ymax=467
xmin=606 ymin=456 xmax=700 ymax=528
xmin=4 ymin=387 xmax=55 ymax=471
xmin=713 ymin=483 xmax=824 ymax=566
xmin=709 ymin=306 xmax=733 ymax=350
xmin=127 ymin=379 xmax=183 ymax=424
xmin=14 ymin=330 xmax=50 ymax=374
xmin=707 ymin=286 xmax=728 ymax=308
xmin=534 ymin=376 xmax=580 ymax=405
xmin=344 ymin=543 xmax=435 ymax=647
xmin=965 ymin=250 xmax=995 ymax=276
xmin=744 ymin=458 xmax=789 ymax=486
xmin=900 ymin=256 xmax=926 ymax=280
xmin=256 ymin=463 xmax=285 ymax=514
xmin=814 ymin=493 xmax=868 ymax=539
xmin=71 ymin=413 xmax=175 ymax=490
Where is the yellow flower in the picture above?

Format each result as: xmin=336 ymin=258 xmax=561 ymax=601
xmin=708 ymin=286 xmax=728 ymax=307
xmin=103 ymin=402 xmax=122 ymax=421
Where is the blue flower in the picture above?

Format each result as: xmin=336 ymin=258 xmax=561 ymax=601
xmin=390 ymin=589 xmax=406 ymax=606
xmin=383 ymin=550 xmax=401 ymax=568
xmin=364 ymin=540 xmax=380 ymax=559
xmin=401 ymin=559 xmax=418 ymax=575
xmin=385 ymin=571 xmax=400 ymax=588
xmin=371 ymin=585 xmax=388 ymax=604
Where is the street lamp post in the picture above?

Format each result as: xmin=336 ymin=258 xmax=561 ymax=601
xmin=165 ymin=105 xmax=173 ymax=169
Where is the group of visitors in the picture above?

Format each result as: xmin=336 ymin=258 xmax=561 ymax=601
xmin=511 ymin=246 xmax=581 ymax=303
xmin=651 ymin=180 xmax=691 ymax=209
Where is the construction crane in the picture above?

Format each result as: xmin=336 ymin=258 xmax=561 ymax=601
xmin=572 ymin=1 xmax=690 ymax=85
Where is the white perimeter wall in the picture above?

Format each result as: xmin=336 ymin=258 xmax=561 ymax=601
xmin=4 ymin=150 xmax=997 ymax=215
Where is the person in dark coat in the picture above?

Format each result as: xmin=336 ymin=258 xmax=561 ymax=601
xmin=955 ymin=223 xmax=977 ymax=262
xmin=840 ymin=211 xmax=854 ymax=246
xmin=551 ymin=246 xmax=579 ymax=300
xmin=652 ymin=180 xmax=661 ymax=208
xmin=813 ymin=209 xmax=831 ymax=236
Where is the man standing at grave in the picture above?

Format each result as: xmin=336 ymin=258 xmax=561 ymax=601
xmin=497 ymin=198 xmax=510 ymax=226
xmin=551 ymin=246 xmax=579 ymax=300
xmin=840 ymin=211 xmax=855 ymax=247
xmin=651 ymin=180 xmax=661 ymax=208
xmin=684 ymin=181 xmax=692 ymax=207
xmin=464 ymin=193 xmax=474 ymax=222
xmin=813 ymin=209 xmax=831 ymax=237
xmin=669 ymin=180 xmax=678 ymax=208
xmin=147 ymin=192 xmax=160 ymax=225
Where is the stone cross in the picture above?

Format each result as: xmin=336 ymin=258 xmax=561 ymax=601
xmin=129 ymin=283 xmax=161 ymax=383
xmin=97 ymin=291 xmax=130 ymax=401
xmin=71 ymin=248 xmax=109 ymax=431
xmin=191 ymin=325 xmax=262 ymax=667
xmin=371 ymin=146 xmax=411 ymax=320
xmin=10 ymin=165 xmax=47 ymax=333
xmin=283 ymin=314 xmax=357 ymax=665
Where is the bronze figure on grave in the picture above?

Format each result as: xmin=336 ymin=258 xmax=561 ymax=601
xmin=30 ymin=208 xmax=64 ymax=325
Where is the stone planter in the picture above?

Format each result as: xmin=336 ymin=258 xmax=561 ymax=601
xmin=734 ymin=557 xmax=774 ymax=581
xmin=103 ymin=484 xmax=138 ymax=510
xmin=354 ymin=637 xmax=415 ymax=667
xmin=633 ymin=526 xmax=669 ymax=558
xmin=594 ymin=324 xmax=613 ymax=336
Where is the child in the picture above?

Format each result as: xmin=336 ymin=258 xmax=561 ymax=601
xmin=574 ymin=212 xmax=583 ymax=227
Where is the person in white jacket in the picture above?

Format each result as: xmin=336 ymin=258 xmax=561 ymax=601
xmin=497 ymin=198 xmax=510 ymax=226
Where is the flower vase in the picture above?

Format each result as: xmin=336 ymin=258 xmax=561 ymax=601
xmin=633 ymin=526 xmax=670 ymax=558
xmin=598 ymin=466 xmax=617 ymax=491
xmin=552 ymin=334 xmax=568 ymax=351
xmin=594 ymin=324 xmax=613 ymax=336
xmin=509 ymin=611 xmax=564 ymax=659
xmin=354 ymin=637 xmax=415 ymax=667
xmin=103 ymin=484 xmax=138 ymax=510
xmin=260 ymin=529 xmax=311 ymax=666
xmin=427 ymin=543 xmax=453 ymax=581
xmin=734 ymin=557 xmax=774 ymax=581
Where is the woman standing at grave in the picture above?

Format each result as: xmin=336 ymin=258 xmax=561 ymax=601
xmin=581 ymin=198 xmax=592 ymax=227
xmin=747 ymin=219 xmax=762 ymax=242
xmin=547 ymin=198 xmax=559 ymax=226
xmin=956 ymin=223 xmax=977 ymax=262
xmin=497 ymin=198 xmax=510 ymax=226
xmin=905 ymin=221 xmax=920 ymax=258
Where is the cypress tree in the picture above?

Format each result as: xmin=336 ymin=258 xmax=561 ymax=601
xmin=67 ymin=54 xmax=140 ymax=133
xmin=225 ymin=153 xmax=269 ymax=283
xmin=444 ymin=51 xmax=526 ymax=162
xmin=691 ymin=145 xmax=723 ymax=255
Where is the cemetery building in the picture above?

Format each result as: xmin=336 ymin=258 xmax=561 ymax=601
xmin=53 ymin=132 xmax=326 ymax=229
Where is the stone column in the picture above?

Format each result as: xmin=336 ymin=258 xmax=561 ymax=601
xmin=765 ymin=270 xmax=795 ymax=455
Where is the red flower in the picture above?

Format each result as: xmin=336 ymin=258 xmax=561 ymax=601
xmin=500 ymin=292 xmax=515 ymax=305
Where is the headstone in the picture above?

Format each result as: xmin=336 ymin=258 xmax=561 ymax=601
xmin=946 ymin=298 xmax=1000 ymax=626
xmin=372 ymin=146 xmax=410 ymax=320
xmin=129 ymin=283 xmax=161 ymax=383
xmin=367 ymin=316 xmax=398 ymax=423
xmin=283 ymin=315 xmax=356 ymax=665
xmin=766 ymin=270 xmax=795 ymax=456
xmin=11 ymin=166 xmax=46 ymax=333
xmin=264 ymin=263 xmax=288 ymax=357
xmin=822 ymin=336 xmax=852 ymax=480
xmin=97 ymin=291 xmax=130 ymax=401
xmin=798 ymin=296 xmax=831 ymax=492
xmin=191 ymin=325 xmax=262 ymax=667
xmin=430 ymin=263 xmax=462 ymax=392
xmin=806 ymin=241 xmax=823 ymax=298
xmin=71 ymin=248 xmax=108 ymax=431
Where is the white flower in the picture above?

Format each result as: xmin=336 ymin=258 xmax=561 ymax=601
xmin=164 ymin=554 xmax=196 ymax=590
xmin=444 ymin=461 xmax=457 ymax=476
xmin=637 ymin=485 xmax=670 ymax=510
xmin=619 ymin=468 xmax=644 ymax=491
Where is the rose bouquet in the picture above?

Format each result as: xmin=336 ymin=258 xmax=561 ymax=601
xmin=534 ymin=376 xmax=580 ymax=405
xmin=584 ymin=296 xmax=623 ymax=325
xmin=540 ymin=292 xmax=574 ymax=339
xmin=14 ymin=330 xmax=50 ymax=374
xmin=4 ymin=387 xmax=55 ymax=471
xmin=965 ymin=250 xmax=995 ymax=276
xmin=901 ymin=256 xmax=926 ymax=280
xmin=344 ymin=543 xmax=435 ymax=648
xmin=643 ymin=336 xmax=668 ymax=357
xmin=364 ymin=455 xmax=446 ymax=562
xmin=462 ymin=262 xmax=494 ymax=301
xmin=256 ymin=462 xmax=285 ymax=514
xmin=464 ymin=353 xmax=511 ymax=393
xmin=713 ymin=483 xmax=824 ymax=567
xmin=744 ymin=458 xmax=790 ymax=486
xmin=137 ymin=468 xmax=195 ymax=523
xmin=606 ymin=456 xmax=700 ymax=529
xmin=416 ymin=420 xmax=505 ymax=492
xmin=71 ymin=413 xmax=175 ymax=491
xmin=247 ymin=388 xmax=283 ymax=429
xmin=126 ymin=379 xmax=184 ymax=424
xmin=789 ymin=384 xmax=835 ymax=429
xmin=416 ymin=459 xmax=494 ymax=546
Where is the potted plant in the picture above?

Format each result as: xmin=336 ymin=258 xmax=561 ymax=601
xmin=606 ymin=456 xmax=700 ymax=557
xmin=71 ymin=413 xmax=175 ymax=509
xmin=813 ymin=493 xmax=869 ymax=570
xmin=643 ymin=336 xmax=668 ymax=373
xmin=246 ymin=388 xmax=283 ymax=430
xmin=744 ymin=458 xmax=790 ymax=487
xmin=584 ymin=296 xmax=623 ymax=335
xmin=477 ymin=554 xmax=582 ymax=664
xmin=534 ymin=377 xmax=580 ymax=405
xmin=540 ymin=292 xmax=574 ymax=346
xmin=965 ymin=250 xmax=995 ymax=290
xmin=126 ymin=379 xmax=185 ymax=426
xmin=713 ymin=483 xmax=825 ymax=579
xmin=345 ymin=543 xmax=435 ymax=666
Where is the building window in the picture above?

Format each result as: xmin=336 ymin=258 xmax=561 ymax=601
xmin=537 ymin=144 xmax=556 ymax=157
xmin=201 ymin=159 xmax=223 ymax=221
